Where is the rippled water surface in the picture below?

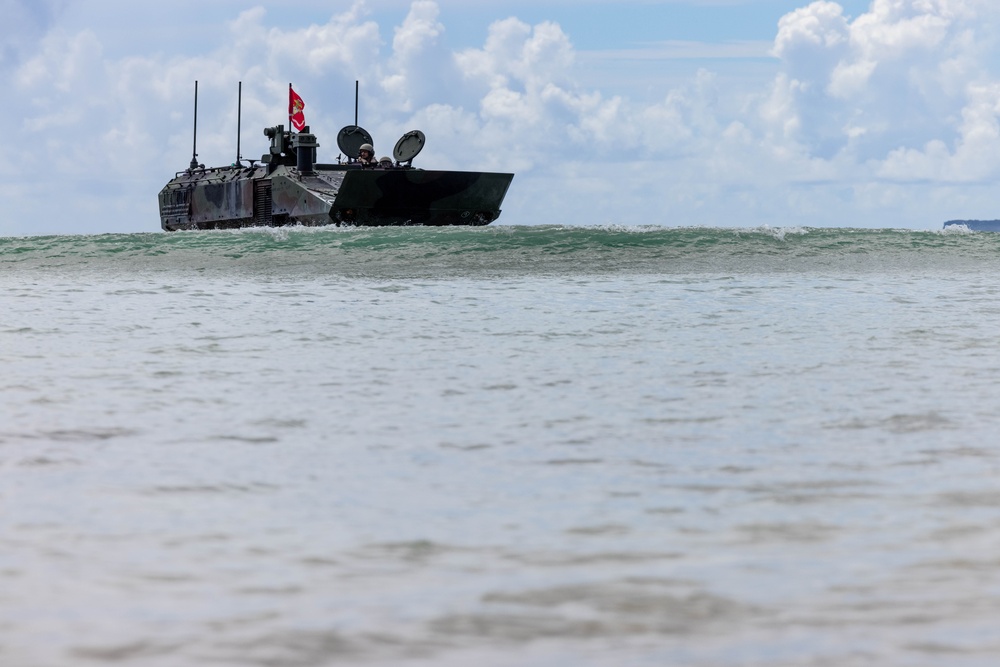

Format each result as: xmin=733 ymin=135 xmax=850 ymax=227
xmin=4 ymin=225 xmax=1000 ymax=666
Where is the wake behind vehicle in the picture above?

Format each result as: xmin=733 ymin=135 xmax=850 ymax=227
xmin=158 ymin=83 xmax=513 ymax=231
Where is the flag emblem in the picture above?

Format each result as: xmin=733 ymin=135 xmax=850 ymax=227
xmin=289 ymin=86 xmax=306 ymax=132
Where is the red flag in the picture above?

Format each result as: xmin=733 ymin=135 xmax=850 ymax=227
xmin=289 ymin=85 xmax=306 ymax=132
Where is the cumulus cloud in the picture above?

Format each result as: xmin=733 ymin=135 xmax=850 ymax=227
xmin=455 ymin=18 xmax=578 ymax=126
xmin=765 ymin=0 xmax=1000 ymax=170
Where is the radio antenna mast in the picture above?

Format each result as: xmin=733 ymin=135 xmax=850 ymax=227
xmin=236 ymin=81 xmax=243 ymax=165
xmin=189 ymin=80 xmax=199 ymax=171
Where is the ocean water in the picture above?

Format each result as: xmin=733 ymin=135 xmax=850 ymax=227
xmin=3 ymin=224 xmax=1000 ymax=666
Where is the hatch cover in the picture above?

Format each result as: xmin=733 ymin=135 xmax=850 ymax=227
xmin=393 ymin=130 xmax=425 ymax=164
xmin=336 ymin=125 xmax=374 ymax=159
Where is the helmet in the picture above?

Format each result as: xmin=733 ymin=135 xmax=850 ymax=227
xmin=379 ymin=156 xmax=392 ymax=166
xmin=359 ymin=143 xmax=374 ymax=153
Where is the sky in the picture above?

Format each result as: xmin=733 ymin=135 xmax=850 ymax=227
xmin=3 ymin=0 xmax=1000 ymax=236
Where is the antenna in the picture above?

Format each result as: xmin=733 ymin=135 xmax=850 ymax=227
xmin=236 ymin=81 xmax=242 ymax=165
xmin=189 ymin=80 xmax=199 ymax=170
xmin=354 ymin=80 xmax=359 ymax=127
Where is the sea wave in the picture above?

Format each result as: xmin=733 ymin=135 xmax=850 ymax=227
xmin=2 ymin=224 xmax=999 ymax=278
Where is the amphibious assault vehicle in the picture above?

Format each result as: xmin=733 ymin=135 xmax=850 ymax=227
xmin=158 ymin=85 xmax=513 ymax=231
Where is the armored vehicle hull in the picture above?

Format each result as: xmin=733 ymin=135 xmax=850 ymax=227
xmin=159 ymin=123 xmax=513 ymax=231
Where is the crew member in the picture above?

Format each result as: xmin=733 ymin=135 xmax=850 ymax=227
xmin=358 ymin=143 xmax=376 ymax=167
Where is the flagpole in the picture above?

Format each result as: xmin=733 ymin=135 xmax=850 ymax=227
xmin=288 ymin=82 xmax=292 ymax=131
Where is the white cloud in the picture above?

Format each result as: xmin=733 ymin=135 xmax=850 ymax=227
xmin=758 ymin=0 xmax=1000 ymax=182
xmin=773 ymin=1 xmax=851 ymax=58
xmin=381 ymin=1 xmax=451 ymax=113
